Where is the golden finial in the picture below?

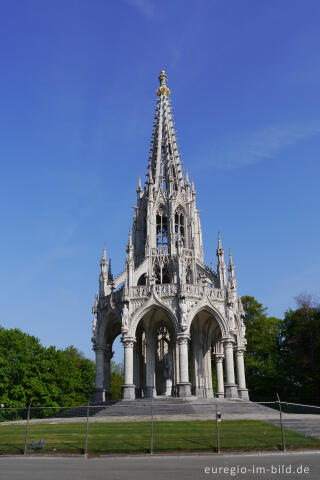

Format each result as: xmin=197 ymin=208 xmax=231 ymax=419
xmin=157 ymin=69 xmax=170 ymax=96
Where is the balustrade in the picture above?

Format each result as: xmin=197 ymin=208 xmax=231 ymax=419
xmin=126 ymin=283 xmax=223 ymax=300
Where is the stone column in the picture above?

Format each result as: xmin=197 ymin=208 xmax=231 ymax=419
xmin=92 ymin=345 xmax=106 ymax=402
xmin=133 ymin=341 xmax=141 ymax=398
xmin=194 ymin=336 xmax=204 ymax=398
xmin=175 ymin=341 xmax=180 ymax=396
xmin=215 ymin=353 xmax=225 ymax=398
xmin=177 ymin=335 xmax=191 ymax=397
xmin=103 ymin=345 xmax=113 ymax=400
xmin=235 ymin=348 xmax=249 ymax=400
xmin=223 ymin=339 xmax=238 ymax=398
xmin=204 ymin=347 xmax=214 ymax=398
xmin=145 ymin=330 xmax=156 ymax=398
xmin=122 ymin=337 xmax=136 ymax=400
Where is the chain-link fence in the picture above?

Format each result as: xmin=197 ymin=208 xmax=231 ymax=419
xmin=1 ymin=399 xmax=320 ymax=457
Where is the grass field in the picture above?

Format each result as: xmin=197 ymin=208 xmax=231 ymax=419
xmin=1 ymin=420 xmax=320 ymax=455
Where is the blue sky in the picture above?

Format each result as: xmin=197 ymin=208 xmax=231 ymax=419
xmin=0 ymin=0 xmax=319 ymax=364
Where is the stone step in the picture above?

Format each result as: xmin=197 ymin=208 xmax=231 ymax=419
xmin=90 ymin=398 xmax=276 ymax=418
xmin=51 ymin=398 xmax=277 ymax=420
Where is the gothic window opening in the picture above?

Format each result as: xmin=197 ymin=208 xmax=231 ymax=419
xmin=154 ymin=258 xmax=170 ymax=284
xmin=156 ymin=207 xmax=168 ymax=250
xmin=175 ymin=208 xmax=185 ymax=246
xmin=156 ymin=326 xmax=170 ymax=361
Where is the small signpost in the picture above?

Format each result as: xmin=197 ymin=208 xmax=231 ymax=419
xmin=215 ymin=402 xmax=221 ymax=454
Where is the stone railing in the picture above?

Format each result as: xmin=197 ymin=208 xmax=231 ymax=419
xmin=126 ymin=283 xmax=223 ymax=301
xmin=127 ymin=285 xmax=150 ymax=298
xmin=127 ymin=283 xmax=178 ymax=299
xmin=154 ymin=283 xmax=178 ymax=297
xmin=151 ymin=246 xmax=169 ymax=255
xmin=184 ymin=284 xmax=224 ymax=300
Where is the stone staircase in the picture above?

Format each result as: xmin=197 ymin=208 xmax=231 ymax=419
xmin=87 ymin=397 xmax=277 ymax=419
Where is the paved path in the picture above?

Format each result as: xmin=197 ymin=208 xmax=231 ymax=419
xmin=0 ymin=452 xmax=320 ymax=480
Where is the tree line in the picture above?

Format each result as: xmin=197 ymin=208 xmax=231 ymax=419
xmin=0 ymin=327 xmax=123 ymax=408
xmin=243 ymin=293 xmax=320 ymax=403
xmin=0 ymin=293 xmax=319 ymax=407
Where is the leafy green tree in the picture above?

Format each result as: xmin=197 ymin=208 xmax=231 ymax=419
xmin=110 ymin=361 xmax=124 ymax=399
xmin=0 ymin=327 xmax=95 ymax=408
xmin=282 ymin=293 xmax=320 ymax=402
xmin=241 ymin=296 xmax=284 ymax=400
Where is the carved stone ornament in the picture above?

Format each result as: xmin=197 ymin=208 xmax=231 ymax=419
xmin=177 ymin=335 xmax=190 ymax=345
xmin=122 ymin=337 xmax=136 ymax=348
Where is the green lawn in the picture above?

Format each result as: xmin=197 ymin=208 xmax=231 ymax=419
xmin=1 ymin=420 xmax=320 ymax=455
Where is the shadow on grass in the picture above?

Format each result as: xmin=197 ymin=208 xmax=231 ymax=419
xmin=0 ymin=444 xmax=24 ymax=455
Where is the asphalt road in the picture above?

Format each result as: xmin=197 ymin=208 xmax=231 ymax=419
xmin=0 ymin=452 xmax=319 ymax=480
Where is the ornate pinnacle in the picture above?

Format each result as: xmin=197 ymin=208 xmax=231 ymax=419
xmin=229 ymin=248 xmax=233 ymax=265
xmin=157 ymin=69 xmax=171 ymax=96
xmin=147 ymin=164 xmax=153 ymax=184
xmin=218 ymin=232 xmax=222 ymax=250
xmin=228 ymin=248 xmax=236 ymax=277
xmin=93 ymin=291 xmax=99 ymax=311
xmin=100 ymin=243 xmax=107 ymax=272
xmin=185 ymin=170 xmax=190 ymax=186
xmin=136 ymin=175 xmax=142 ymax=193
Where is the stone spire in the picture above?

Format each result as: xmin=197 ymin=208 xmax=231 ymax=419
xmin=216 ymin=232 xmax=227 ymax=289
xmin=191 ymin=179 xmax=196 ymax=196
xmin=228 ymin=247 xmax=237 ymax=293
xmin=185 ymin=170 xmax=190 ymax=187
xmin=99 ymin=243 xmax=109 ymax=297
xmin=131 ymin=70 xmax=204 ymax=268
xmin=147 ymin=70 xmax=184 ymax=194
xmin=100 ymin=243 xmax=107 ymax=274
xmin=126 ymin=228 xmax=134 ymax=287
xmin=136 ymin=176 xmax=142 ymax=199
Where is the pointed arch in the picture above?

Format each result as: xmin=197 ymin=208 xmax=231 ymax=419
xmin=186 ymin=301 xmax=228 ymax=338
xmin=96 ymin=307 xmax=122 ymax=346
xmin=129 ymin=297 xmax=179 ymax=338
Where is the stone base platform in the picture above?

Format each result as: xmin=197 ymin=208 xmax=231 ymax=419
xmin=87 ymin=397 xmax=277 ymax=419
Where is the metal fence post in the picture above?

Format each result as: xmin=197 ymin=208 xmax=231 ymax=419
xmin=84 ymin=403 xmax=90 ymax=459
xmin=150 ymin=398 xmax=154 ymax=455
xmin=276 ymin=393 xmax=286 ymax=452
xmin=23 ymin=404 xmax=31 ymax=456
xmin=215 ymin=401 xmax=221 ymax=454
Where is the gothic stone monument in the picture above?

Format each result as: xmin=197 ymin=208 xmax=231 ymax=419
xmin=91 ymin=70 xmax=249 ymax=401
